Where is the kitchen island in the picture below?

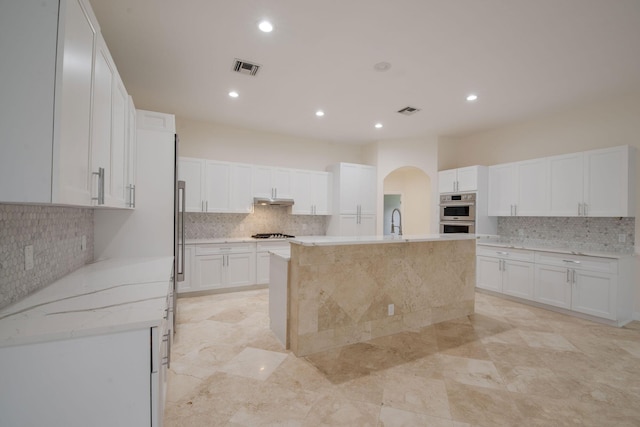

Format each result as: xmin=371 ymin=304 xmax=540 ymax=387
xmin=286 ymin=234 xmax=476 ymax=356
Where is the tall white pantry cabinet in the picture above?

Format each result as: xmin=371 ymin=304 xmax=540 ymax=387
xmin=0 ymin=0 xmax=136 ymax=208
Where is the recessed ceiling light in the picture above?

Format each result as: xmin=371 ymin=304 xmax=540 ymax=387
xmin=466 ymin=94 xmax=478 ymax=101
xmin=258 ymin=20 xmax=273 ymax=33
xmin=315 ymin=110 xmax=325 ymax=117
xmin=375 ymin=123 xmax=383 ymax=129
xmin=229 ymin=91 xmax=239 ymax=98
xmin=373 ymin=61 xmax=392 ymax=72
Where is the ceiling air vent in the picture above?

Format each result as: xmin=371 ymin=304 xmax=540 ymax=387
xmin=397 ymin=106 xmax=421 ymax=116
xmin=232 ymin=59 xmax=261 ymax=76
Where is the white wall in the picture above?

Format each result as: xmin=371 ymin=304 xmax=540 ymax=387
xmin=370 ymin=137 xmax=440 ymax=235
xmin=176 ymin=117 xmax=365 ymax=170
xmin=438 ymin=90 xmax=640 ymax=316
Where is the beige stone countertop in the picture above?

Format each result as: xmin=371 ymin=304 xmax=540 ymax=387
xmin=290 ymin=234 xmax=476 ymax=246
xmin=476 ymin=240 xmax=635 ymax=259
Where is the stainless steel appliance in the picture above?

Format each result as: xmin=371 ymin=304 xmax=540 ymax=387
xmin=251 ymin=233 xmax=295 ymax=239
xmin=440 ymin=193 xmax=476 ymax=233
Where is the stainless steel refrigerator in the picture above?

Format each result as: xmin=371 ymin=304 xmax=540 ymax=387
xmin=94 ymin=109 xmax=185 ymax=331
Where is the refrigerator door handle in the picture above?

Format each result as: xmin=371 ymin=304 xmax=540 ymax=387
xmin=177 ymin=180 xmax=186 ymax=282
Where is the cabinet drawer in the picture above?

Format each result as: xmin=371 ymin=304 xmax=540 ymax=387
xmin=195 ymin=243 xmax=255 ymax=255
xmin=534 ymin=252 xmax=617 ymax=274
xmin=476 ymin=246 xmax=534 ymax=262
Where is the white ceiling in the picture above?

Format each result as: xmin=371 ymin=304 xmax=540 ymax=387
xmin=88 ymin=0 xmax=640 ymax=144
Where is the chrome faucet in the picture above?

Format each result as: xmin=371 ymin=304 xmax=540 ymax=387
xmin=391 ymin=208 xmax=403 ymax=236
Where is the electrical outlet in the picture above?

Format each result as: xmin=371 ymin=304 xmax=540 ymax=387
xmin=24 ymin=245 xmax=34 ymax=271
xmin=81 ymin=235 xmax=87 ymax=251
xmin=388 ymin=303 xmax=394 ymax=316
xmin=618 ymin=234 xmax=626 ymax=243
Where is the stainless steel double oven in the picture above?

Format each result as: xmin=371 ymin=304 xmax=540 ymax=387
xmin=439 ymin=193 xmax=476 ymax=234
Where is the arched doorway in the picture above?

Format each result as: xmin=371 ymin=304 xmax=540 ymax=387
xmin=383 ymin=166 xmax=432 ymax=235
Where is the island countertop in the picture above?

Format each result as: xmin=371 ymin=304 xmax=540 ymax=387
xmin=289 ymin=233 xmax=476 ymax=246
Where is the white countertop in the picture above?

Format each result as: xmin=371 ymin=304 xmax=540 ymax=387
xmin=0 ymin=257 xmax=174 ymax=348
xmin=290 ymin=234 xmax=476 ymax=247
xmin=477 ymin=240 xmax=634 ymax=259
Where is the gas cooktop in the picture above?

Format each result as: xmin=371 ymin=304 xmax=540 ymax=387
xmin=251 ymin=233 xmax=295 ymax=239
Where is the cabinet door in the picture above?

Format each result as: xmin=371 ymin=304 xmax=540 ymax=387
xmin=108 ymin=74 xmax=128 ymax=208
xmin=91 ymin=35 xmax=114 ymax=206
xmin=339 ymin=164 xmax=361 ymax=214
xmin=338 ymin=215 xmax=359 ymax=236
xmin=548 ymin=153 xmax=583 ymax=216
xmin=488 ymin=163 xmax=517 ymax=216
xmin=502 ymin=260 xmax=534 ymax=299
xmin=194 ymin=255 xmax=224 ymax=289
xmin=310 ymin=171 xmax=331 ymax=214
xmin=291 ymin=170 xmax=312 ymax=214
xmin=358 ymin=165 xmax=377 ymax=215
xmin=272 ymin=168 xmax=293 ymax=199
xmin=253 ymin=165 xmax=273 ymax=198
xmin=126 ymin=96 xmax=136 ymax=207
xmin=204 ymin=161 xmax=230 ymax=212
xmin=54 ymin=0 xmax=95 ymax=206
xmin=583 ymin=146 xmax=632 ymax=217
xmin=456 ymin=166 xmax=478 ymax=192
xmin=230 ymin=163 xmax=254 ymax=213
xmin=476 ymin=256 xmax=503 ymax=292
xmin=516 ymin=159 xmax=548 ymax=216
xmin=438 ymin=169 xmax=458 ymax=194
xmin=226 ymin=253 xmax=255 ymax=287
xmin=572 ymin=270 xmax=617 ymax=320
xmin=533 ymin=264 xmax=572 ymax=309
xmin=358 ymin=214 xmax=377 ymax=236
xmin=178 ymin=158 xmax=204 ymax=212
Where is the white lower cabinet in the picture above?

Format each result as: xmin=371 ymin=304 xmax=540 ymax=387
xmin=478 ymin=245 xmax=633 ymax=325
xmin=476 ymin=247 xmax=534 ymax=298
xmin=192 ymin=243 xmax=256 ymax=290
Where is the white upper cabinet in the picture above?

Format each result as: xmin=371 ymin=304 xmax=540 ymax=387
xmin=178 ymin=157 xmax=206 ymax=212
xmin=515 ymin=158 xmax=548 ymax=216
xmin=489 ymin=145 xmax=635 ymax=217
xmin=583 ymin=146 xmax=635 ymax=217
xmin=0 ymin=0 xmax=97 ymax=205
xmin=291 ymin=170 xmax=331 ymax=215
xmin=331 ymin=163 xmax=376 ymax=215
xmin=253 ymin=166 xmax=293 ymax=200
xmin=126 ymin=96 xmax=137 ymax=208
xmin=488 ymin=163 xmax=517 ymax=216
xmin=178 ymin=158 xmax=253 ymax=213
xmin=548 ymin=152 xmax=584 ymax=216
xmin=438 ymin=166 xmax=481 ymax=193
xmin=0 ymin=0 xmax=135 ymax=208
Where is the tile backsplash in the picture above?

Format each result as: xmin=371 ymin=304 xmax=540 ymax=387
xmin=186 ymin=204 xmax=327 ymax=239
xmin=0 ymin=204 xmax=94 ymax=310
xmin=497 ymin=216 xmax=635 ymax=253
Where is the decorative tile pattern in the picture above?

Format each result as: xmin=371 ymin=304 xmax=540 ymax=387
xmin=0 ymin=204 xmax=93 ymax=310
xmin=164 ymin=289 xmax=640 ymax=426
xmin=289 ymin=240 xmax=476 ymax=356
xmin=185 ymin=204 xmax=328 ymax=239
xmin=497 ymin=216 xmax=635 ymax=253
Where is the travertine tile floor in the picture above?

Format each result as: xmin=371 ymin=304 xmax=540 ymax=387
xmin=164 ymin=289 xmax=640 ymax=426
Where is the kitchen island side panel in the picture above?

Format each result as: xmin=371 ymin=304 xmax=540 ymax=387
xmin=288 ymin=239 xmax=476 ymax=356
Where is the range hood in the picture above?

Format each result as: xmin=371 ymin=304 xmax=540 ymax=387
xmin=253 ymin=197 xmax=295 ymax=206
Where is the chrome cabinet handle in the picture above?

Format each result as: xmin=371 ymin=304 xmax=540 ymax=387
xmin=583 ymin=203 xmax=588 ymax=216
xmin=572 ymin=269 xmax=576 ymax=284
xmin=162 ymin=332 xmax=171 ymax=368
xmin=131 ymin=184 xmax=136 ymax=208
xmin=562 ymin=259 xmax=581 ymax=264
xmin=92 ymin=167 xmax=105 ymax=205
xmin=496 ymin=251 xmax=508 ymax=255
xmin=566 ymin=269 xmax=571 ymax=282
